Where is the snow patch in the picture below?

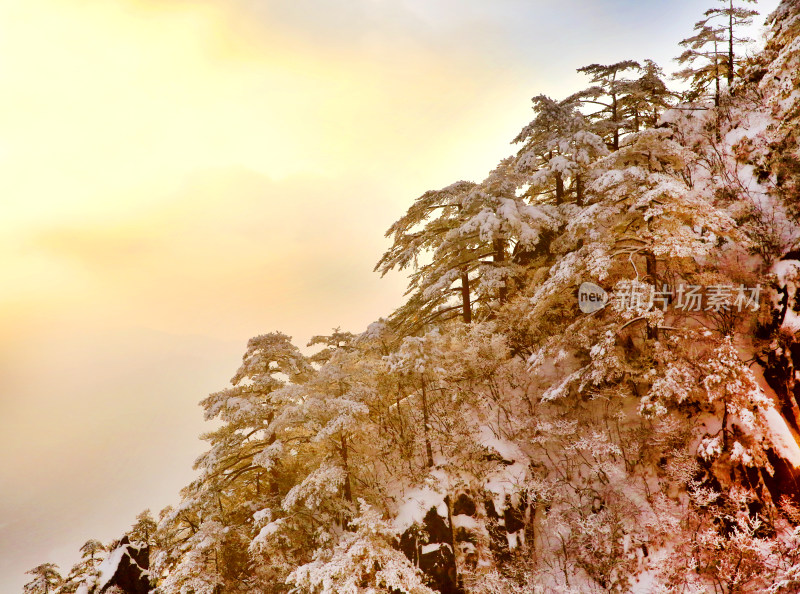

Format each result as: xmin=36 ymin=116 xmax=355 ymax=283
xmin=725 ymin=110 xmax=771 ymax=146
xmin=784 ymin=310 xmax=800 ymax=333
xmin=773 ymin=259 xmax=800 ymax=286
xmin=421 ymin=543 xmax=443 ymax=555
xmin=96 ymin=545 xmax=126 ymax=590
xmin=451 ymin=514 xmax=479 ymax=531
xmin=478 ymin=427 xmax=529 ymax=513
xmin=762 ymin=402 xmax=800 ymax=467
xmin=507 ymin=529 xmax=525 ymax=551
xmin=393 ymin=479 xmax=447 ymax=533
xmin=259 ymin=519 xmax=284 ymax=539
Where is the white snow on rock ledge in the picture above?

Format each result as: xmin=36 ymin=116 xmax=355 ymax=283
xmin=96 ymin=545 xmax=127 ymax=590
xmin=393 ymin=470 xmax=449 ymax=534
xmin=478 ymin=427 xmax=529 ymax=514
xmin=421 ymin=542 xmax=445 ymax=555
xmin=762 ymin=401 xmax=800 ymax=467
xmin=773 ymin=259 xmax=799 ymax=287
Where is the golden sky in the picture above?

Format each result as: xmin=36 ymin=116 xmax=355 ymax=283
xmin=0 ymin=0 xmax=781 ymax=589
xmin=0 ymin=0 xmax=522 ymax=341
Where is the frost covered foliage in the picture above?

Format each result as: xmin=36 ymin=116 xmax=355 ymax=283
xmin=287 ymin=500 xmax=435 ymax=594
xmin=33 ymin=1 xmax=800 ymax=593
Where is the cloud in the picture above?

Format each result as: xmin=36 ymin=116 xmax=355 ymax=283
xmin=14 ymin=167 xmax=407 ymax=344
xmin=32 ymin=228 xmax=159 ymax=271
xmin=0 ymin=0 xmax=525 ymax=237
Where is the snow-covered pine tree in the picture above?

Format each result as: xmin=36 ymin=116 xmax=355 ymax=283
xmin=705 ymin=0 xmax=760 ymax=86
xmin=454 ymin=158 xmax=561 ymax=307
xmin=56 ymin=540 xmax=105 ymax=594
xmin=754 ymin=0 xmax=800 ymax=220
xmin=287 ymin=500 xmax=436 ymax=594
xmin=155 ymin=332 xmax=314 ymax=593
xmin=246 ymin=327 xmax=436 ymax=591
xmin=195 ymin=331 xmax=313 ymax=494
xmin=377 ymin=164 xmax=558 ymax=332
xmin=676 ymin=21 xmax=728 ymax=106
xmin=375 ymin=181 xmax=481 ymax=330
xmin=386 ymin=331 xmax=447 ymax=470
xmin=301 ymin=329 xmax=369 ymax=504
xmin=128 ymin=511 xmax=156 ymax=546
xmin=513 ymin=94 xmax=608 ymax=206
xmin=620 ymin=59 xmax=675 ymax=132
xmin=307 ymin=328 xmax=357 ymax=365
xmin=676 ymin=0 xmax=759 ymax=107
xmin=566 ymin=60 xmax=643 ymax=151
xmin=23 ymin=564 xmax=61 ymax=594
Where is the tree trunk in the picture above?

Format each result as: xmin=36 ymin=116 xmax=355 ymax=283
xmin=460 ymin=268 xmax=472 ymax=323
xmin=420 ymin=377 xmax=434 ymax=468
xmin=266 ymin=418 xmax=280 ymax=495
xmin=340 ymin=433 xmax=353 ymax=502
xmin=728 ymin=1 xmax=734 ymax=86
xmin=714 ymin=38 xmax=721 ymax=140
xmin=445 ymin=494 xmax=460 ymax=585
xmin=645 ymin=252 xmax=659 ymax=340
xmin=493 ymin=238 xmax=508 ymax=304
xmin=576 ymin=173 xmax=584 ymax=206
xmin=722 ymin=394 xmax=729 ymax=452
xmin=396 ymin=386 xmax=406 ymax=442
xmin=555 ymin=172 xmax=564 ymax=205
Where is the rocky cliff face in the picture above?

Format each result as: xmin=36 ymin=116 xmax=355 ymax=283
xmin=84 ymin=537 xmax=150 ymax=594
